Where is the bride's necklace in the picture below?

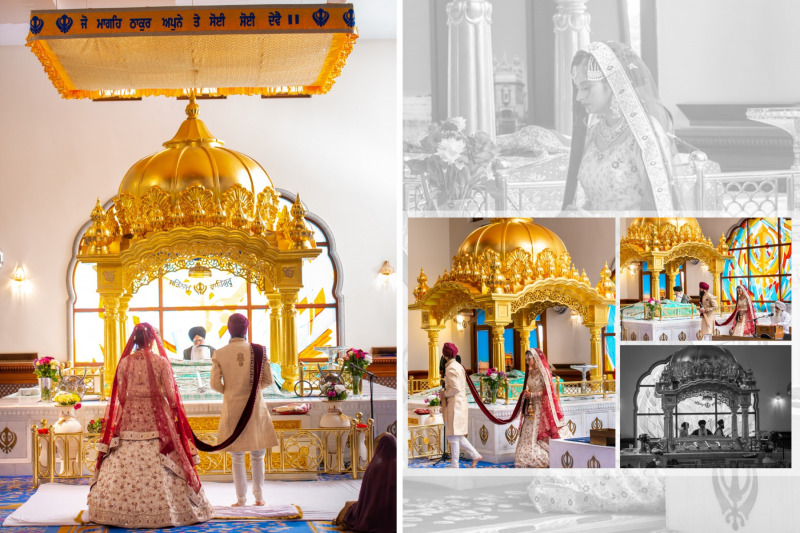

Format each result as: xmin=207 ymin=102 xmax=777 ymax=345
xmin=597 ymin=117 xmax=628 ymax=148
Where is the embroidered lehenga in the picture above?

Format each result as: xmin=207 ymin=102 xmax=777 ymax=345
xmin=515 ymin=349 xmax=573 ymax=468
xmin=86 ymin=323 xmax=214 ymax=528
xmin=717 ymin=286 xmax=757 ymax=337
xmin=563 ymin=41 xmax=680 ymax=213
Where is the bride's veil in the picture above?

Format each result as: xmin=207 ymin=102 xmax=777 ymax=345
xmin=563 ymin=41 xmax=679 ymax=212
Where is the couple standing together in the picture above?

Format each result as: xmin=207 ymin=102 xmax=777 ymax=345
xmin=85 ymin=314 xmax=277 ymax=527
xmin=440 ymin=343 xmax=571 ymax=469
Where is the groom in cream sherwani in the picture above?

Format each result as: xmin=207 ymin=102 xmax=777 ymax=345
xmin=211 ymin=313 xmax=278 ymax=507
xmin=698 ymin=282 xmax=718 ymax=337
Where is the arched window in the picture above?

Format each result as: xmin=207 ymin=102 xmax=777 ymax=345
xmin=633 ymin=360 xmax=756 ymax=439
xmin=723 ymin=218 xmax=791 ymax=312
xmin=68 ymin=191 xmax=343 ymax=363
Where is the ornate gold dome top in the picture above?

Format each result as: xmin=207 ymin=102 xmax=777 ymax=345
xmin=669 ymin=345 xmax=737 ymax=366
xmin=621 ymin=217 xmax=729 ymax=254
xmin=118 ymin=97 xmax=273 ymax=199
xmin=457 ymin=218 xmax=569 ymax=260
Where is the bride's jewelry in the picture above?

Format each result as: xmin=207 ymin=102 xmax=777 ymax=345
xmin=608 ymin=96 xmax=621 ymax=120
xmin=597 ymin=116 xmax=628 ymax=147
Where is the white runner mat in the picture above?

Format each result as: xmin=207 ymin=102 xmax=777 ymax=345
xmin=3 ymin=479 xmax=360 ymax=526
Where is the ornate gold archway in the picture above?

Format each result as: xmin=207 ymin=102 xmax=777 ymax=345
xmin=620 ymin=218 xmax=731 ymax=299
xmin=409 ymin=219 xmax=615 ymax=387
xmin=77 ymin=97 xmax=321 ymax=394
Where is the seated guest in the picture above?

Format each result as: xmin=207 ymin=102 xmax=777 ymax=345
xmin=333 ymin=433 xmax=396 ymax=532
xmin=773 ymin=301 xmax=792 ymax=339
xmin=673 ymin=286 xmax=689 ymax=304
xmin=183 ymin=326 xmax=216 ymax=360
xmin=679 ymin=422 xmax=690 ymax=437
xmin=691 ymin=420 xmax=713 ymax=436
xmin=714 ymin=420 xmax=725 ymax=437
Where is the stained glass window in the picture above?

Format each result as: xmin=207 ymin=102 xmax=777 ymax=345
xmin=70 ymin=193 xmax=341 ymax=363
xmin=723 ymin=218 xmax=791 ymax=312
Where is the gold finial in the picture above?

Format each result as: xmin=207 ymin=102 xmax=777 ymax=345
xmin=185 ymin=91 xmax=199 ymax=119
xmin=718 ymin=233 xmax=729 ymax=253
xmin=169 ymin=202 xmax=185 ymax=228
xmin=487 ymin=257 xmax=505 ymax=294
xmin=211 ymin=200 xmax=227 ymax=227
xmin=250 ymin=211 xmax=266 ymax=236
xmin=580 ymin=269 xmax=590 ymax=285
xmin=413 ymin=268 xmax=429 ymax=301
xmin=597 ymin=262 xmax=615 ymax=299
xmin=84 ymin=199 xmax=112 ymax=254
xmin=288 ymin=194 xmax=313 ymax=249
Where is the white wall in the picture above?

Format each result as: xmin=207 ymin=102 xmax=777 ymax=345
xmin=658 ymin=0 xmax=800 ymax=126
xmin=0 ymin=39 xmax=397 ymax=361
xmin=408 ymin=217 xmax=615 ymax=372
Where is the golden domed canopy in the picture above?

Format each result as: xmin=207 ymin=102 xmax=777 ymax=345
xmin=119 ymin=97 xmax=273 ymax=200
xmin=457 ymin=218 xmax=569 ymax=260
xmin=669 ymin=345 xmax=737 ymax=366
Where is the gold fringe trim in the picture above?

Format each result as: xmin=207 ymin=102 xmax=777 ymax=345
xmin=27 ymin=32 xmax=358 ymax=100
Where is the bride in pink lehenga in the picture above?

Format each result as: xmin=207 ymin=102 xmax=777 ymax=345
xmin=86 ymin=322 xmax=214 ymax=528
xmin=717 ymin=284 xmax=757 ymax=337
xmin=514 ymin=349 xmax=573 ymax=468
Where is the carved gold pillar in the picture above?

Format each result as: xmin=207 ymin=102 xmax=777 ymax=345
xmin=730 ymin=403 xmax=739 ymax=440
xmin=709 ymin=268 xmax=721 ymax=300
xmin=280 ymin=290 xmax=300 ymax=392
xmin=588 ymin=325 xmax=603 ymax=381
xmin=554 ymin=0 xmax=591 ymax=135
xmin=447 ymin=0 xmax=496 ymax=137
xmin=267 ymin=294 xmax=283 ymax=368
xmin=118 ymin=294 xmax=131 ymax=352
xmin=666 ymin=267 xmax=678 ymax=301
xmin=664 ymin=406 xmax=674 ymax=450
xmin=425 ymin=327 xmax=445 ymax=388
xmin=741 ymin=396 xmax=751 ymax=438
xmin=100 ymin=294 xmax=121 ymax=396
xmin=516 ymin=325 xmax=535 ymax=372
xmin=490 ymin=325 xmax=506 ymax=371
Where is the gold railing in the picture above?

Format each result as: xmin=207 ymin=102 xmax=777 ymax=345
xmin=558 ymin=379 xmax=615 ymax=398
xmin=408 ymin=378 xmax=430 ymax=395
xmin=63 ymin=365 xmax=106 ymax=400
xmin=31 ymin=415 xmax=374 ymax=488
xmin=408 ymin=423 xmax=445 ymax=459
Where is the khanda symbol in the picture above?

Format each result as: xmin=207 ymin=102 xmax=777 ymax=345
xmin=56 ymin=14 xmax=73 ymax=34
xmin=312 ymin=8 xmax=329 ymax=27
xmin=30 ymin=16 xmax=44 ymax=35
xmin=713 ymin=468 xmax=758 ymax=531
xmin=343 ymin=9 xmax=355 ymax=28
xmin=561 ymin=450 xmax=574 ymax=468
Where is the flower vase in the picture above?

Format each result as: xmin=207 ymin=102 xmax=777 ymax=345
xmin=319 ymin=402 xmax=351 ymax=467
xmin=38 ymin=378 xmax=53 ymax=403
xmin=53 ymin=407 xmax=82 ymax=476
xmin=488 ymin=387 xmax=498 ymax=404
xmin=351 ymin=373 xmax=362 ymax=398
xmin=425 ymin=405 xmax=443 ymax=425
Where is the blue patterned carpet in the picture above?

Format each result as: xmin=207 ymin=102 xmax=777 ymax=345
xmin=408 ymin=457 xmax=515 ymax=469
xmin=0 ymin=476 xmax=349 ymax=533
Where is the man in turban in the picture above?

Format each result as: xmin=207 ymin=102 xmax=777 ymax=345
xmin=772 ymin=301 xmax=792 ymax=339
xmin=183 ymin=326 xmax=216 ymax=360
xmin=698 ymin=282 xmax=718 ymax=338
xmin=210 ymin=313 xmax=278 ymax=506
xmin=440 ymin=342 xmax=481 ymax=468
xmin=672 ymin=285 xmax=690 ymax=304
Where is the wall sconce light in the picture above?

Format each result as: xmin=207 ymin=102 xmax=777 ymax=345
xmin=628 ymin=263 xmax=638 ymax=275
xmin=701 ymin=263 xmax=709 ymax=273
xmin=456 ymin=313 xmax=466 ymax=332
xmin=377 ymin=260 xmax=395 ymax=288
xmin=774 ymin=392 xmax=783 ymax=404
xmin=12 ymin=265 xmax=26 ymax=283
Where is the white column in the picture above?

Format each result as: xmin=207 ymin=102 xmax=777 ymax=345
xmin=553 ymin=0 xmax=591 ymax=135
xmin=447 ymin=0 xmax=496 ymax=137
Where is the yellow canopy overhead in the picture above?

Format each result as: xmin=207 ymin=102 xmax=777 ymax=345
xmin=26 ymin=4 xmax=357 ymax=99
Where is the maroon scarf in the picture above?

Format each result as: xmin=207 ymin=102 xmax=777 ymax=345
xmin=192 ymin=343 xmax=265 ymax=452
xmin=461 ymin=362 xmax=529 ymax=425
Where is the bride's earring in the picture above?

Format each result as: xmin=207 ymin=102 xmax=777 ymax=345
xmin=609 ymin=96 xmax=621 ymax=120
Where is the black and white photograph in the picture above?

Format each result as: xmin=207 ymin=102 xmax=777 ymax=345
xmin=404 ymin=0 xmax=800 ymax=216
xmin=620 ymin=344 xmax=791 ymax=468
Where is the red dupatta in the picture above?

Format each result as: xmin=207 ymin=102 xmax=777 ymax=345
xmin=96 ymin=323 xmax=202 ymax=493
xmin=716 ymin=285 xmax=757 ymax=336
xmin=530 ymin=348 xmax=567 ymax=441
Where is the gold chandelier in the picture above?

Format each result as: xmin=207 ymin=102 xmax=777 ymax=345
xmin=27 ymin=4 xmax=357 ymax=100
